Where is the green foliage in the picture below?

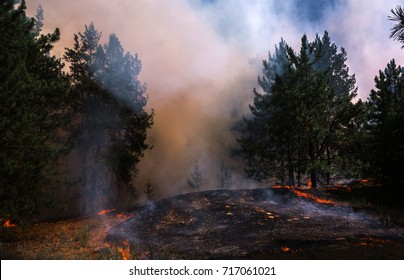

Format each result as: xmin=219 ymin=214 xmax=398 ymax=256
xmin=389 ymin=6 xmax=404 ymax=48
xmin=188 ymin=161 xmax=203 ymax=190
xmin=64 ymin=24 xmax=153 ymax=214
xmin=0 ymin=1 xmax=72 ymax=223
xmin=238 ymin=32 xmax=364 ymax=187
xmin=366 ymin=59 xmax=404 ymax=187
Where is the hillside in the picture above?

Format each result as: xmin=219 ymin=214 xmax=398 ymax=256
xmin=2 ymin=185 xmax=404 ymax=259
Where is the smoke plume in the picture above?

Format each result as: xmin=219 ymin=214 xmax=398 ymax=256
xmin=26 ymin=0 xmax=404 ymax=200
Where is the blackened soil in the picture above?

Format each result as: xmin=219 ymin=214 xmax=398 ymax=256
xmin=106 ymin=188 xmax=404 ymax=259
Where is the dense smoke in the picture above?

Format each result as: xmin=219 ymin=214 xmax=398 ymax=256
xmin=26 ymin=0 xmax=403 ymax=200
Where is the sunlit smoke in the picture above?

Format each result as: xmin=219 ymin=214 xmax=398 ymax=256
xmin=26 ymin=0 xmax=404 ymax=202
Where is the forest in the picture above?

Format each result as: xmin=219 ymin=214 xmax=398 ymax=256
xmin=1 ymin=1 xmax=404 ymax=260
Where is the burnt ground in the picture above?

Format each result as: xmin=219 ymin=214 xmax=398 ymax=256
xmin=107 ymin=186 xmax=404 ymax=259
xmin=2 ymin=184 xmax=404 ymax=259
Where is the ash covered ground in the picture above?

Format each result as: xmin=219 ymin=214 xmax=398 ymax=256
xmin=106 ymin=187 xmax=404 ymax=259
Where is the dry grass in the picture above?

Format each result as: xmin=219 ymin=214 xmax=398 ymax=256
xmin=1 ymin=212 xmax=130 ymax=260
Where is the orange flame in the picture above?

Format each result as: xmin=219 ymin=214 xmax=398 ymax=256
xmin=98 ymin=209 xmax=116 ymax=215
xmin=281 ymin=247 xmax=291 ymax=252
xmin=292 ymin=189 xmax=336 ymax=205
xmin=3 ymin=220 xmax=16 ymax=228
xmin=307 ymin=179 xmax=312 ymax=189
xmin=116 ymin=213 xmax=133 ymax=221
xmin=272 ymin=185 xmax=292 ymax=189
xmin=118 ymin=239 xmax=131 ymax=260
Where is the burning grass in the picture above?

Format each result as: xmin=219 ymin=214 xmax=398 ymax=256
xmin=2 ymin=185 xmax=404 ymax=260
xmin=0 ymin=210 xmax=136 ymax=260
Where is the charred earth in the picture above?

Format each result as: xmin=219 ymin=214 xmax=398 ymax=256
xmin=106 ymin=186 xmax=404 ymax=259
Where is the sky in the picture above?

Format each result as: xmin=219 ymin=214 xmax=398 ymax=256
xmin=25 ymin=0 xmax=404 ymax=197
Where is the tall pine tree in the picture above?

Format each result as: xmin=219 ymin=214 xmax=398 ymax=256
xmin=0 ymin=1 xmax=72 ymax=223
xmin=64 ymin=25 xmax=153 ymax=214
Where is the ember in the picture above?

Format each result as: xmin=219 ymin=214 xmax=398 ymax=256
xmin=272 ymin=185 xmax=292 ymax=189
xmin=281 ymin=247 xmax=291 ymax=252
xmin=2 ymin=219 xmax=16 ymax=228
xmin=98 ymin=209 xmax=116 ymax=215
xmin=115 ymin=213 xmax=133 ymax=221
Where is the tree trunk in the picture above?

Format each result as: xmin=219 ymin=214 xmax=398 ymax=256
xmin=297 ymin=137 xmax=301 ymax=187
xmin=287 ymin=143 xmax=295 ymax=187
xmin=310 ymin=171 xmax=317 ymax=189
xmin=80 ymin=110 xmax=88 ymax=214
xmin=309 ymin=138 xmax=317 ymax=189
xmin=326 ymin=145 xmax=331 ymax=185
xmin=288 ymin=165 xmax=294 ymax=187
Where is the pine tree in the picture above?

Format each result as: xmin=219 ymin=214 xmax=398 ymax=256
xmin=33 ymin=4 xmax=43 ymax=36
xmin=0 ymin=1 xmax=72 ymax=223
xmin=188 ymin=161 xmax=203 ymax=190
xmin=239 ymin=39 xmax=293 ymax=184
xmin=64 ymin=25 xmax=153 ymax=214
xmin=366 ymin=59 xmax=404 ymax=186
xmin=99 ymin=34 xmax=153 ymax=194
xmin=389 ymin=6 xmax=404 ymax=48
xmin=144 ymin=179 xmax=154 ymax=201
xmin=238 ymin=32 xmax=361 ymax=188
xmin=64 ymin=23 xmax=105 ymax=214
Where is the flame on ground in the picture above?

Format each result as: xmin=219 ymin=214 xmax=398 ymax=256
xmin=98 ymin=209 xmax=116 ymax=215
xmin=118 ymin=239 xmax=131 ymax=260
xmin=272 ymin=184 xmax=338 ymax=205
xmin=272 ymin=185 xmax=292 ymax=189
xmin=116 ymin=213 xmax=133 ymax=221
xmin=281 ymin=247 xmax=291 ymax=252
xmin=292 ymin=189 xmax=336 ymax=205
xmin=2 ymin=219 xmax=16 ymax=228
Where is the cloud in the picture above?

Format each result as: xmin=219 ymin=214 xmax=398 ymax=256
xmin=322 ymin=0 xmax=404 ymax=99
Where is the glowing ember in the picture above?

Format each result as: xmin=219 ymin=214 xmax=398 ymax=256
xmin=272 ymin=185 xmax=292 ymax=189
xmin=118 ymin=239 xmax=131 ymax=260
xmin=3 ymin=220 xmax=16 ymax=228
xmin=98 ymin=209 xmax=116 ymax=215
xmin=116 ymin=213 xmax=133 ymax=220
xmin=307 ymin=179 xmax=312 ymax=189
xmin=281 ymin=247 xmax=291 ymax=252
xmin=359 ymin=179 xmax=369 ymax=183
xmin=292 ymin=189 xmax=336 ymax=205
